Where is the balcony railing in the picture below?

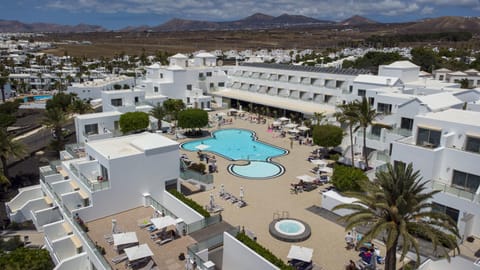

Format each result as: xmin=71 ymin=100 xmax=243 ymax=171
xmin=69 ymin=163 xmax=110 ymax=192
xmin=187 ymin=227 xmax=239 ymax=267
xmin=180 ymin=169 xmax=214 ymax=185
xmin=390 ymin=128 xmax=412 ymax=137
xmin=431 ymin=180 xmax=476 ymax=201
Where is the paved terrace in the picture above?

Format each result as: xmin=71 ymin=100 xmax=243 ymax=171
xmin=175 ymin=111 xmax=388 ymax=270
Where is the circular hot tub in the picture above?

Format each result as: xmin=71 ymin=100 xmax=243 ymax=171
xmin=269 ymin=218 xmax=311 ymax=242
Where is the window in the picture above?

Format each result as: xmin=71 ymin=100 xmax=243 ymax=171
xmin=100 ymin=164 xmax=109 ymax=181
xmin=358 ymin=89 xmax=366 ymax=97
xmin=198 ymin=73 xmax=204 ymax=78
xmin=432 ymin=202 xmax=459 ymax=223
xmin=134 ymin=97 xmax=139 ymax=103
xmin=160 ymin=73 xmax=163 ymax=79
xmin=452 ymin=170 xmax=480 ymax=193
xmin=416 ymin=127 xmax=441 ymax=148
xmin=218 ymin=82 xmax=225 ymax=87
xmin=84 ymin=123 xmax=98 ymax=135
xmin=465 ymin=136 xmax=480 ymax=153
xmin=186 ymin=97 xmax=190 ymax=104
xmin=349 ymin=85 xmax=353 ymax=93
xmin=400 ymin=117 xmax=414 ymax=131
xmin=111 ymin=98 xmax=122 ymax=107
xmin=439 ymin=75 xmax=444 ymax=80
xmin=206 ymin=72 xmax=212 ymax=77
xmin=209 ymin=83 xmax=214 ymax=89
xmin=154 ymin=86 xmax=158 ymax=93
xmin=377 ymin=103 xmax=392 ymax=114
xmin=186 ymin=84 xmax=192 ymax=90
xmin=371 ymin=125 xmax=382 ymax=137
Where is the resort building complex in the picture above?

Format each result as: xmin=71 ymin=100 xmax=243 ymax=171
xmin=6 ymin=54 xmax=480 ymax=270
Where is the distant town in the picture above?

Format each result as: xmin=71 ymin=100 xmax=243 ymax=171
xmin=1 ymin=28 xmax=480 ymax=270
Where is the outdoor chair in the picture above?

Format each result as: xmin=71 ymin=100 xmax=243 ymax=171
xmin=111 ymin=254 xmax=128 ymax=264
xmin=155 ymin=236 xmax=174 ymax=245
xmin=237 ymin=200 xmax=247 ymax=208
xmin=138 ymin=259 xmax=155 ymax=270
xmin=146 ymin=225 xmax=157 ymax=232
xmin=229 ymin=196 xmax=238 ymax=204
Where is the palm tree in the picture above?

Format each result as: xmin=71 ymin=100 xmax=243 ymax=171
xmin=150 ymin=103 xmax=166 ymax=130
xmin=69 ymin=99 xmax=93 ymax=115
xmin=312 ymin=112 xmax=326 ymax=126
xmin=335 ymin=102 xmax=359 ymax=167
xmin=0 ymin=130 xmax=26 ymax=179
xmin=42 ymin=107 xmax=68 ymax=151
xmin=334 ymin=163 xmax=459 ymax=270
xmin=353 ymin=97 xmax=380 ymax=169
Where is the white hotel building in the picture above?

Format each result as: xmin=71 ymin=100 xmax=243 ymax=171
xmin=391 ymin=109 xmax=480 ymax=240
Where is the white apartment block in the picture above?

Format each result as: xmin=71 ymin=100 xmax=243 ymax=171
xmin=391 ymin=109 xmax=480 ymax=240
xmin=5 ymin=132 xmax=209 ymax=269
xmin=212 ymin=62 xmax=371 ymax=116
xmin=433 ymin=68 xmax=480 ymax=88
xmin=67 ymin=75 xmax=134 ymax=100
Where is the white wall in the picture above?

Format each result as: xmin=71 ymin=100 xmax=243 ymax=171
xmin=54 ymin=253 xmax=92 ymax=270
xmin=160 ymin=191 xmax=203 ymax=224
xmin=321 ymin=190 xmax=358 ymax=216
xmin=418 ymin=256 xmax=478 ymax=270
xmin=222 ymin=232 xmax=279 ymax=270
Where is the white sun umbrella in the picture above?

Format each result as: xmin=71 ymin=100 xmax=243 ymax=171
xmin=287 ymin=245 xmax=313 ymax=262
xmin=217 ymin=112 xmax=227 ymax=117
xmin=319 ymin=167 xmax=333 ymax=174
xmin=112 ymin=219 xmax=117 ymax=233
xmin=279 ymin=116 xmax=289 ymax=122
xmin=288 ymin=128 xmax=300 ymax=134
xmin=195 ymin=144 xmax=210 ymax=150
xmin=209 ymin=193 xmax=215 ymax=209
xmin=272 ymin=121 xmax=282 ymax=126
xmin=296 ymin=174 xmax=316 ymax=183
xmin=284 ymin=123 xmax=298 ymax=129
xmin=239 ymin=186 xmax=244 ymax=201
xmin=220 ymin=184 xmax=225 ymax=196
xmin=228 ymin=108 xmax=238 ymax=112
xmin=298 ymin=126 xmax=310 ymax=131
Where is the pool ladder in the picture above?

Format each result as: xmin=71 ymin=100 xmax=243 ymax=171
xmin=273 ymin=211 xmax=289 ymax=220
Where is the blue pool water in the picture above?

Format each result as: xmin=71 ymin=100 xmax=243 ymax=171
xmin=181 ymin=129 xmax=287 ymax=179
xmin=24 ymin=95 xmax=53 ymax=102
xmin=279 ymin=222 xmax=302 ymax=234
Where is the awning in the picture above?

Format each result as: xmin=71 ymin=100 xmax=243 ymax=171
xmin=272 ymin=121 xmax=282 ymax=126
xmin=279 ymin=117 xmax=290 ymax=122
xmin=287 ymin=245 xmax=313 ymax=262
xmin=151 ymin=215 xmax=177 ymax=231
xmin=113 ymin=232 xmax=138 ymax=246
xmin=284 ymin=123 xmax=298 ymax=129
xmin=298 ymin=126 xmax=310 ymax=131
xmin=124 ymin=244 xmax=153 ymax=262
xmin=288 ymin=128 xmax=300 ymax=134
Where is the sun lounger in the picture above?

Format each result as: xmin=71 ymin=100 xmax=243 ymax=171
xmin=111 ymin=253 xmax=128 ymax=264
xmin=138 ymin=259 xmax=155 ymax=270
xmin=229 ymin=196 xmax=238 ymax=204
xmin=237 ymin=200 xmax=247 ymax=208
xmin=156 ymin=236 xmax=173 ymax=245
xmin=138 ymin=218 xmax=153 ymax=228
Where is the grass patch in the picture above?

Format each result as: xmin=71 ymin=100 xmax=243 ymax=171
xmin=168 ymin=189 xmax=210 ymax=218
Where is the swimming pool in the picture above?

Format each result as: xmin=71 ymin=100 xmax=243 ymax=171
xmin=181 ymin=129 xmax=287 ymax=179
xmin=269 ymin=218 xmax=311 ymax=242
xmin=24 ymin=95 xmax=53 ymax=102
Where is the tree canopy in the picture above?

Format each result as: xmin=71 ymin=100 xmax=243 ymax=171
xmin=163 ymin=99 xmax=185 ymax=121
xmin=0 ymin=248 xmax=54 ymax=270
xmin=46 ymin=92 xmax=76 ymax=112
xmin=330 ymin=164 xmax=368 ymax=192
xmin=119 ymin=111 xmax=149 ymax=134
xmin=177 ymin=108 xmax=208 ymax=130
xmin=312 ymin=124 xmax=343 ymax=148
xmin=342 ymin=51 xmax=402 ymax=72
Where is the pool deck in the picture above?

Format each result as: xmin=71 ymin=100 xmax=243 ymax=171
xmin=174 ymin=110 xmax=391 ymax=270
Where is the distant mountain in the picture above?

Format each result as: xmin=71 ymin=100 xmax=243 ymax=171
xmin=0 ymin=20 xmax=107 ymax=33
xmin=403 ymin=16 xmax=480 ymax=32
xmin=123 ymin=13 xmax=335 ymax=32
xmin=340 ymin=15 xmax=378 ymax=25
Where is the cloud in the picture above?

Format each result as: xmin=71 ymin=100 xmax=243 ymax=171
xmin=421 ymin=6 xmax=434 ymax=14
xmin=41 ymin=0 xmax=480 ymax=22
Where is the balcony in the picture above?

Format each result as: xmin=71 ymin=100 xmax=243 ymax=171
xmin=68 ymin=163 xmax=110 ymax=192
xmin=431 ymin=180 xmax=476 ymax=201
xmin=390 ymin=128 xmax=412 ymax=137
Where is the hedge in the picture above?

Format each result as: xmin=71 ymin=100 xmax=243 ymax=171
xmin=168 ymin=189 xmax=210 ymax=218
xmin=236 ymin=232 xmax=294 ymax=270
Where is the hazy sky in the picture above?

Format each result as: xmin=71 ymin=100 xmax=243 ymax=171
xmin=2 ymin=0 xmax=479 ymax=29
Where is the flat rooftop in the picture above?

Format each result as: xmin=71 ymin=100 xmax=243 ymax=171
xmin=87 ymin=132 xmax=178 ymax=159
xmin=420 ymin=109 xmax=480 ymax=127
xmin=241 ymin=62 xmax=370 ymax=76
xmin=75 ymin=111 xmax=122 ymax=120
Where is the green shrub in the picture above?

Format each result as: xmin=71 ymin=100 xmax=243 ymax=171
xmin=168 ymin=189 xmax=210 ymax=217
xmin=331 ymin=164 xmax=368 ymax=192
xmin=119 ymin=111 xmax=149 ymax=134
xmin=236 ymin=232 xmax=293 ymax=270
xmin=188 ymin=163 xmax=206 ymax=174
xmin=177 ymin=108 xmax=208 ymax=130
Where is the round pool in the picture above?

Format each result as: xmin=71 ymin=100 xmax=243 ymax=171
xmin=228 ymin=161 xmax=284 ymax=179
xmin=269 ymin=218 xmax=311 ymax=242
